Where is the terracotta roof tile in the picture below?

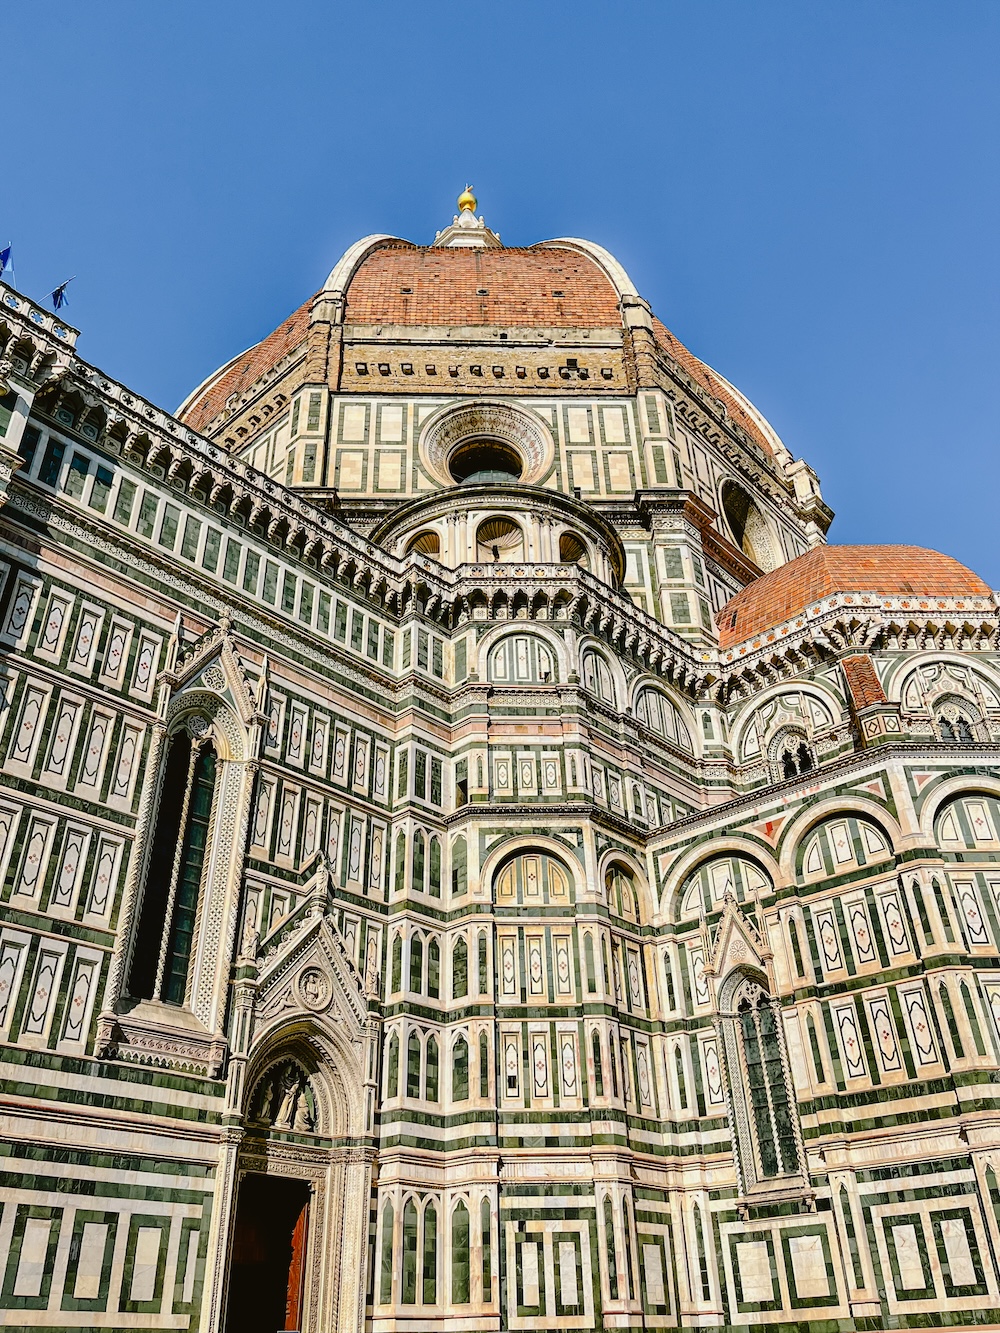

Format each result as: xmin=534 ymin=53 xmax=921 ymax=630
xmin=718 ymin=545 xmax=992 ymax=648
xmin=842 ymin=654 xmax=887 ymax=709
xmin=343 ymin=243 xmax=623 ymax=327
xmin=180 ymin=296 xmax=313 ymax=433
xmin=651 ymin=317 xmax=774 ymax=457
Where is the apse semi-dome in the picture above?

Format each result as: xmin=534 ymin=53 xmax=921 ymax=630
xmin=718 ymin=544 xmax=993 ymax=647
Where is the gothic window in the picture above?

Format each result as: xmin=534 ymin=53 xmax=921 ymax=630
xmin=582 ymin=649 xmax=616 ymax=705
xmin=413 ymin=831 xmax=425 ymax=891
xmin=603 ymin=1196 xmax=618 ymax=1299
xmin=481 ymin=1198 xmax=493 ymax=1301
xmin=379 ymin=1202 xmax=394 ymax=1304
xmin=406 ymin=1032 xmax=421 ymax=1098
xmin=394 ymin=831 xmax=406 ymax=894
xmin=425 ymin=1036 xmax=439 ymax=1102
xmin=422 ymin=1203 xmax=437 ymax=1304
xmin=479 ymin=1033 xmax=489 ymax=1097
xmin=451 ymin=1201 xmax=470 ymax=1304
xmin=584 ymin=934 xmax=597 ymax=993
xmin=391 ymin=935 xmax=403 ymax=993
xmin=634 ymin=686 xmax=693 ymax=751
xmin=938 ymin=703 xmax=976 ymax=742
xmin=720 ymin=974 xmax=802 ymax=1191
xmin=592 ymin=1031 xmax=604 ymax=1097
xmin=429 ymin=836 xmax=441 ymax=897
xmin=386 ymin=1032 xmax=399 ymax=1098
xmin=452 ymin=1035 xmax=469 ymax=1101
xmin=128 ymin=728 xmax=218 ymax=1006
xmin=451 ymin=835 xmax=467 ymax=896
xmin=452 ymin=939 xmax=468 ymax=998
xmin=427 ymin=939 xmax=440 ymax=999
xmin=770 ymin=728 xmax=815 ymax=783
xmin=478 ymin=931 xmax=489 ymax=994
xmin=674 ymin=1045 xmax=687 ymax=1110
xmin=401 ymin=1200 xmax=418 ymax=1303
xmin=409 ymin=936 xmax=423 ymax=993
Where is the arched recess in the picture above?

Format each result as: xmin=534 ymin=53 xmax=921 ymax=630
xmin=479 ymin=624 xmax=568 ymax=684
xmin=720 ymin=479 xmax=777 ymax=571
xmin=675 ymin=853 xmax=774 ymax=923
xmin=887 ymin=653 xmax=1000 ymax=712
xmin=795 ymin=813 xmax=895 ymax=885
xmin=597 ymin=848 xmax=653 ymax=925
xmin=630 ymin=678 xmax=696 ymax=754
xmin=776 ymin=797 xmax=902 ymax=883
xmin=732 ymin=684 xmax=841 ymax=765
xmin=660 ymin=838 xmax=780 ymax=921
xmin=917 ymin=773 xmax=1000 ymax=844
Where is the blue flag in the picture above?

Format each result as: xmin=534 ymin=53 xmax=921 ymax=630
xmin=0 ymin=245 xmax=10 ymax=276
xmin=50 ymin=278 xmax=73 ymax=310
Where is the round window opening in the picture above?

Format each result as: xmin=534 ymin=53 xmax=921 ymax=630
xmin=448 ymin=439 xmax=523 ymax=485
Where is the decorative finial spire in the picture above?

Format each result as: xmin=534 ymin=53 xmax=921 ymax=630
xmin=457 ymin=184 xmax=477 ymax=214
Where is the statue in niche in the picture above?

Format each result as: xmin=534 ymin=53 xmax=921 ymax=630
xmin=254 ymin=1061 xmax=315 ymax=1132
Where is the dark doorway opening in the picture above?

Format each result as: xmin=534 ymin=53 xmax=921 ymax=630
xmin=225 ymin=1174 xmax=310 ymax=1333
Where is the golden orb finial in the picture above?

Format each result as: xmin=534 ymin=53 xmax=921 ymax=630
xmin=457 ymin=184 xmax=477 ymax=214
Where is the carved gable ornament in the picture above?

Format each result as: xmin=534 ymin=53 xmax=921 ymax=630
xmin=253 ymin=910 xmax=368 ymax=1053
xmin=703 ymin=892 xmax=773 ymax=1003
xmin=159 ymin=616 xmax=265 ymax=726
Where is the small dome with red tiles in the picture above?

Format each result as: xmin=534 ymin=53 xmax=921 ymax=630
xmin=718 ymin=545 xmax=993 ymax=648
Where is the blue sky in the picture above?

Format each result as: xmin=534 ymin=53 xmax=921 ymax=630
xmin=4 ymin=3 xmax=998 ymax=581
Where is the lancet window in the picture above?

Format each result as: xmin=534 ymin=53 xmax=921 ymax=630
xmin=719 ymin=973 xmax=803 ymax=1192
xmin=128 ymin=726 xmax=218 ymax=1006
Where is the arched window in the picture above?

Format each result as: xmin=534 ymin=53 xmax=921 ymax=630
xmin=592 ymin=1031 xmax=604 ymax=1097
xmin=674 ymin=1045 xmax=687 ymax=1110
xmin=406 ymin=529 xmax=441 ymax=557
xmin=582 ymin=649 xmax=616 ymax=705
xmin=427 ymin=939 xmax=440 ymax=999
xmin=606 ymin=863 xmax=640 ymax=923
xmin=429 ymin=836 xmax=441 ymax=897
xmin=386 ymin=1032 xmax=400 ymax=1098
xmin=475 ymin=515 xmax=524 ymax=562
xmin=425 ymin=1036 xmax=439 ymax=1102
xmin=603 ymin=1196 xmax=618 ymax=1300
xmin=406 ymin=1032 xmax=421 ymax=1098
xmin=422 ymin=1203 xmax=437 ymax=1304
xmin=559 ymin=530 xmax=590 ymax=569
xmin=634 ymin=686 xmax=693 ymax=751
xmin=409 ymin=936 xmax=424 ymax=993
xmin=621 ymin=1198 xmax=634 ymax=1300
xmin=479 ymin=1033 xmax=490 ymax=1097
xmin=394 ymin=831 xmax=406 ymax=894
xmin=413 ymin=831 xmax=426 ymax=892
xmin=128 ymin=731 xmax=218 ymax=1005
xmin=487 ymin=634 xmax=556 ymax=684
xmin=481 ymin=1198 xmax=493 ymax=1301
xmin=452 ymin=939 xmax=468 ymax=998
xmin=451 ymin=835 xmax=467 ymax=896
xmin=402 ymin=1200 xmax=418 ymax=1303
xmin=584 ymin=935 xmax=597 ymax=993
xmin=453 ymin=1035 xmax=469 ymax=1101
xmin=391 ymin=934 xmax=403 ymax=993
xmin=721 ymin=479 xmax=776 ymax=570
xmin=770 ymin=728 xmax=815 ymax=782
xmin=379 ymin=1202 xmax=394 ymax=1304
xmin=451 ymin=1202 xmax=470 ymax=1304
xmin=936 ymin=698 xmax=979 ymax=743
xmin=478 ymin=931 xmax=489 ymax=993
xmin=720 ymin=974 xmax=801 ymax=1189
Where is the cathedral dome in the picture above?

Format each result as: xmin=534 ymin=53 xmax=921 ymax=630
xmin=718 ymin=545 xmax=993 ymax=647
xmin=176 ymin=227 xmax=788 ymax=466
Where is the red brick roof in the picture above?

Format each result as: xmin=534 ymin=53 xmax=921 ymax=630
xmin=342 ymin=243 xmax=622 ymax=327
xmin=841 ymin=653 xmax=887 ymax=709
xmin=719 ymin=545 xmax=992 ymax=647
xmin=180 ymin=296 xmax=313 ymax=432
xmin=651 ymin=317 xmax=774 ymax=457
